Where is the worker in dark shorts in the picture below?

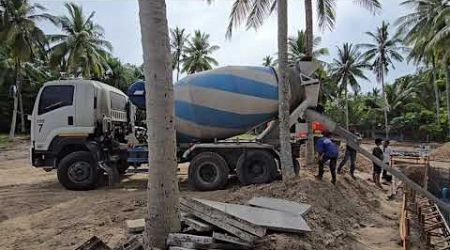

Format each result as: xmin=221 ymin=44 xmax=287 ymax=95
xmin=372 ymin=138 xmax=384 ymax=188
xmin=337 ymin=129 xmax=361 ymax=179
xmin=315 ymin=131 xmax=339 ymax=185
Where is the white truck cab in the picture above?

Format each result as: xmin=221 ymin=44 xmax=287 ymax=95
xmin=30 ymin=80 xmax=134 ymax=190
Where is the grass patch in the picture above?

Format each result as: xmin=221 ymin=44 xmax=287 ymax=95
xmin=0 ymin=134 xmax=10 ymax=147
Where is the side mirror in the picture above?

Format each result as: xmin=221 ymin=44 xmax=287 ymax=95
xmin=27 ymin=115 xmax=32 ymax=121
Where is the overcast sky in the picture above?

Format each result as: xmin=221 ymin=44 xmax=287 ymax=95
xmin=34 ymin=0 xmax=417 ymax=93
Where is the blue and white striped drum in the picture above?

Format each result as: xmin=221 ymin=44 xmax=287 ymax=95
xmin=128 ymin=66 xmax=303 ymax=143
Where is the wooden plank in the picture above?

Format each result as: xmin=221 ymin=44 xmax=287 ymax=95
xmin=125 ymin=219 xmax=145 ymax=233
xmin=182 ymin=198 xmax=266 ymax=237
xmin=179 ymin=203 xmax=258 ymax=243
xmin=168 ymin=247 xmax=195 ymax=250
xmin=167 ymin=234 xmax=247 ymax=250
xmin=196 ymin=199 xmax=311 ymax=233
xmin=167 ymin=234 xmax=214 ymax=246
xmin=247 ymin=196 xmax=311 ymax=216
xmin=181 ymin=217 xmax=213 ymax=232
xmin=212 ymin=232 xmax=252 ymax=248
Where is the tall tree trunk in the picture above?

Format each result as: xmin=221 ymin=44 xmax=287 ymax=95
xmin=138 ymin=0 xmax=181 ymax=248
xmin=445 ymin=52 xmax=450 ymax=138
xmin=9 ymin=59 xmax=21 ymax=139
xmin=278 ymin=0 xmax=295 ymax=178
xmin=9 ymin=88 xmax=18 ymax=139
xmin=304 ymin=0 xmax=313 ymax=58
xmin=304 ymin=0 xmax=315 ymax=166
xmin=432 ymin=57 xmax=440 ymax=124
xmin=381 ymin=69 xmax=389 ymax=139
xmin=345 ymin=86 xmax=349 ymax=130
xmin=15 ymin=59 xmax=25 ymax=133
xmin=176 ymin=51 xmax=180 ymax=81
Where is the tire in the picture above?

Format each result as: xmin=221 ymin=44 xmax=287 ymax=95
xmin=188 ymin=152 xmax=229 ymax=191
xmin=57 ymin=151 xmax=99 ymax=190
xmin=236 ymin=150 xmax=277 ymax=185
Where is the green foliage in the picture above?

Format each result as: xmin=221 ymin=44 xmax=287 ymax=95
xmin=288 ymin=30 xmax=329 ymax=66
xmin=182 ymin=30 xmax=220 ymax=74
xmin=47 ymin=2 xmax=112 ymax=78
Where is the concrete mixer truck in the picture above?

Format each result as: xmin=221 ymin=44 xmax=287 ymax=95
xmin=29 ymin=62 xmax=320 ymax=191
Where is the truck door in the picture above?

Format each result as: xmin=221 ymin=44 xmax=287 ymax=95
xmin=33 ymin=85 xmax=76 ymax=151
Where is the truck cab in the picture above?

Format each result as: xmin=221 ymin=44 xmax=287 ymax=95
xmin=30 ymin=80 xmax=134 ymax=190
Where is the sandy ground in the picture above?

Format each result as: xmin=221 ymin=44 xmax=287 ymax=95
xmin=0 ymin=139 xmax=437 ymax=250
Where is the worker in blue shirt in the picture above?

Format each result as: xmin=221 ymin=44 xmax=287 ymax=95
xmin=315 ymin=131 xmax=339 ymax=185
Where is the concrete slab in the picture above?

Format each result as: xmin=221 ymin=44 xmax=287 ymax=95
xmin=247 ymin=197 xmax=312 ymax=216
xmin=212 ymin=232 xmax=252 ymax=248
xmin=195 ymin=199 xmax=311 ymax=233
xmin=125 ymin=219 xmax=145 ymax=233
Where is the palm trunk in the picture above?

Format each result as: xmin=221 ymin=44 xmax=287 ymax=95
xmin=278 ymin=0 xmax=295 ymax=178
xmin=304 ymin=0 xmax=313 ymax=58
xmin=304 ymin=0 xmax=315 ymax=166
xmin=9 ymin=88 xmax=18 ymax=139
xmin=15 ymin=59 xmax=25 ymax=133
xmin=176 ymin=51 xmax=180 ymax=81
xmin=432 ymin=57 xmax=440 ymax=124
xmin=345 ymin=86 xmax=349 ymax=130
xmin=138 ymin=0 xmax=181 ymax=248
xmin=445 ymin=51 xmax=450 ymax=138
xmin=381 ymin=70 xmax=389 ymax=139
xmin=9 ymin=59 xmax=20 ymax=139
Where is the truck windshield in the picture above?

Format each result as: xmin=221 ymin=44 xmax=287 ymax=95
xmin=38 ymin=85 xmax=74 ymax=115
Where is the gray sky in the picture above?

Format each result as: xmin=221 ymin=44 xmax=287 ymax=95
xmin=35 ymin=0 xmax=417 ymax=92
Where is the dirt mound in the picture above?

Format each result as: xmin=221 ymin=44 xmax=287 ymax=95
xmin=431 ymin=142 xmax=450 ymax=162
xmin=216 ymin=170 xmax=399 ymax=250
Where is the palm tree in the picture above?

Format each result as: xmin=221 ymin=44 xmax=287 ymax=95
xmin=170 ymin=27 xmax=189 ymax=81
xmin=138 ymin=0 xmax=180 ymax=248
xmin=262 ymin=55 xmax=276 ymax=67
xmin=224 ymin=0 xmax=380 ymax=166
xmin=330 ymin=43 xmax=370 ymax=129
xmin=48 ymin=2 xmax=112 ymax=78
xmin=182 ymin=30 xmax=219 ymax=74
xmin=360 ymin=21 xmax=404 ymax=139
xmin=397 ymin=0 xmax=448 ymax=125
xmin=0 ymin=0 xmax=54 ymax=137
xmin=288 ymin=30 xmax=329 ymax=65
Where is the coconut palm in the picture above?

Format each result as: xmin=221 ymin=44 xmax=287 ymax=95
xmin=138 ymin=0 xmax=180 ymax=248
xmin=0 ymin=0 xmax=55 ymax=137
xmin=225 ymin=0 xmax=381 ymax=56
xmin=360 ymin=21 xmax=404 ymax=139
xmin=288 ymin=30 xmax=328 ymax=65
xmin=397 ymin=0 xmax=449 ymax=125
xmin=330 ymin=43 xmax=370 ymax=129
xmin=182 ymin=30 xmax=219 ymax=74
xmin=170 ymin=27 xmax=189 ymax=81
xmin=262 ymin=55 xmax=276 ymax=67
xmin=48 ymin=2 xmax=112 ymax=78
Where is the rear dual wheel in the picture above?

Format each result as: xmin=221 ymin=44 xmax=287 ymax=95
xmin=236 ymin=150 xmax=277 ymax=185
xmin=188 ymin=152 xmax=229 ymax=191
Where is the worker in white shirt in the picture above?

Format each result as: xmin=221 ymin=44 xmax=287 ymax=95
xmin=382 ymin=140 xmax=392 ymax=182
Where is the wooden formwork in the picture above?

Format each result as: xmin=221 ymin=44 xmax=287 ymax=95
xmin=415 ymin=196 xmax=450 ymax=249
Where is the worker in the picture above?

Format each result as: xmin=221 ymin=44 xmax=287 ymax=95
xmin=337 ymin=129 xmax=361 ymax=179
xmin=315 ymin=131 xmax=339 ymax=185
xmin=372 ymin=138 xmax=384 ymax=188
xmin=382 ymin=140 xmax=392 ymax=182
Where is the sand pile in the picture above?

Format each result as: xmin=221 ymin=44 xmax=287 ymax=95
xmin=217 ymin=170 xmax=394 ymax=250
xmin=431 ymin=142 xmax=450 ymax=162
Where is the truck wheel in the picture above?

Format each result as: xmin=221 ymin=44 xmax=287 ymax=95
xmin=236 ymin=150 xmax=277 ymax=185
xmin=57 ymin=151 xmax=99 ymax=190
xmin=188 ymin=152 xmax=229 ymax=191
